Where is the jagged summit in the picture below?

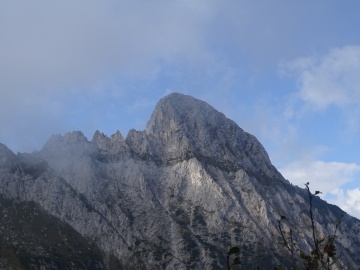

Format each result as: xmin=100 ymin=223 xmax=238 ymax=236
xmin=0 ymin=143 xmax=16 ymax=167
xmin=92 ymin=130 xmax=129 ymax=158
xmin=0 ymin=93 xmax=359 ymax=269
xmin=146 ymin=92 xmax=225 ymax=134
xmin=128 ymin=92 xmax=275 ymax=177
xmin=40 ymin=93 xmax=273 ymax=176
xmin=0 ymin=143 xmax=15 ymax=157
xmin=42 ymin=131 xmax=89 ymax=151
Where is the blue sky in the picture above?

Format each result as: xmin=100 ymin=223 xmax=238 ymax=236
xmin=1 ymin=1 xmax=360 ymax=218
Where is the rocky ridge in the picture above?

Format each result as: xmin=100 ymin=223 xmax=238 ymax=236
xmin=0 ymin=93 xmax=359 ymax=269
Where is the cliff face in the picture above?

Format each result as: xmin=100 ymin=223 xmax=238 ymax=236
xmin=0 ymin=93 xmax=359 ymax=269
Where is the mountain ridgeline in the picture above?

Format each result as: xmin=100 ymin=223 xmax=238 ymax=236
xmin=0 ymin=93 xmax=359 ymax=269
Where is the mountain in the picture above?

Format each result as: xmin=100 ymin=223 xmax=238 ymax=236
xmin=0 ymin=93 xmax=359 ymax=269
xmin=0 ymin=194 xmax=110 ymax=269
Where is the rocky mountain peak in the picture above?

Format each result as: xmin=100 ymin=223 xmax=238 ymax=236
xmin=0 ymin=143 xmax=16 ymax=167
xmin=129 ymin=93 xmax=275 ymax=177
xmin=42 ymin=131 xmax=89 ymax=150
xmin=92 ymin=130 xmax=129 ymax=158
xmin=0 ymin=93 xmax=359 ymax=269
xmin=146 ymin=92 xmax=223 ymax=135
xmin=92 ymin=130 xmax=107 ymax=143
xmin=40 ymin=131 xmax=95 ymax=174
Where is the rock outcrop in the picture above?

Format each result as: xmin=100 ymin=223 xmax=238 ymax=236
xmin=0 ymin=93 xmax=359 ymax=269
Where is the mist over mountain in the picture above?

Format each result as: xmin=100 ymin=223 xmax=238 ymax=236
xmin=0 ymin=93 xmax=359 ymax=269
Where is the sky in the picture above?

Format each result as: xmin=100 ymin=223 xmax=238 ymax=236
xmin=1 ymin=1 xmax=360 ymax=218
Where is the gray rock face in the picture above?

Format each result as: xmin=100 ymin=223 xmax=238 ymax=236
xmin=130 ymin=93 xmax=275 ymax=177
xmin=0 ymin=143 xmax=16 ymax=167
xmin=92 ymin=130 xmax=130 ymax=160
xmin=0 ymin=93 xmax=359 ymax=269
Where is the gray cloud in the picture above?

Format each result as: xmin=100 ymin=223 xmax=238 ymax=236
xmin=3 ymin=1 xmax=358 ymax=99
xmin=1 ymin=0 xmax=360 ymax=152
xmin=0 ymin=1 xmax=211 ymax=95
xmin=0 ymin=0 xmax=215 ymax=151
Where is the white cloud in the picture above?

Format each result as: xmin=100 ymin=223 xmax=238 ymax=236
xmin=285 ymin=45 xmax=360 ymax=109
xmin=280 ymin=159 xmax=360 ymax=219
xmin=279 ymin=160 xmax=360 ymax=194
xmin=327 ymin=188 xmax=360 ymax=219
